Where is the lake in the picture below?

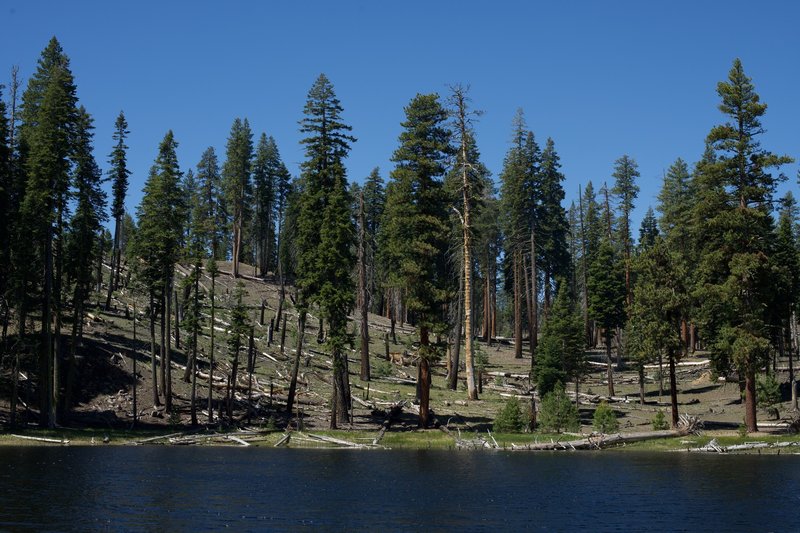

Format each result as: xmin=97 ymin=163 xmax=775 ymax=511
xmin=0 ymin=447 xmax=797 ymax=531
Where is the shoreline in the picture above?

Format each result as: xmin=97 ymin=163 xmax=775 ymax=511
xmin=2 ymin=427 xmax=798 ymax=454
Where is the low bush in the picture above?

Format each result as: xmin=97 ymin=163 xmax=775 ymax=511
xmin=538 ymin=386 xmax=580 ymax=433
xmin=593 ymin=401 xmax=618 ymax=433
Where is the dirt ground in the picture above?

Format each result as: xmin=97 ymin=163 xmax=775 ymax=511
xmin=1 ymin=261 xmax=797 ymax=438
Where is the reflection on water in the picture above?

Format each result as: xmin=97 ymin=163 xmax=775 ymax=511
xmin=0 ymin=446 xmax=797 ymax=531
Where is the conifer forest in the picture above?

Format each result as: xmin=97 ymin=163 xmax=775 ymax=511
xmin=3 ymin=37 xmax=800 ymax=445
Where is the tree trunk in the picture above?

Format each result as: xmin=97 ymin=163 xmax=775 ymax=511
xmin=159 ymin=290 xmax=166 ymax=401
xmin=638 ymin=363 xmax=645 ymax=406
xmin=331 ymin=347 xmax=350 ymax=428
xmin=529 ymin=228 xmax=538 ymax=372
xmin=790 ymin=313 xmax=798 ymax=410
xmin=358 ymin=193 xmax=370 ymax=382
xmin=418 ymin=326 xmax=432 ymax=428
xmin=208 ymin=273 xmax=215 ymax=424
xmin=232 ymin=219 xmax=241 ymax=278
xmin=247 ymin=329 xmax=255 ymax=424
xmin=132 ymin=301 xmax=138 ymax=427
xmin=104 ymin=224 xmax=117 ymax=310
xmin=174 ymin=289 xmax=180 ymax=350
xmin=40 ymin=232 xmax=53 ymax=428
xmin=149 ymin=293 xmax=160 ymax=407
xmin=286 ymin=311 xmax=306 ymax=415
xmin=744 ymin=363 xmax=757 ymax=433
xmin=280 ymin=314 xmax=287 ymax=355
xmin=669 ymin=350 xmax=679 ymax=428
xmin=513 ymin=250 xmax=522 ymax=359
xmin=605 ymin=330 xmax=615 ymax=397
xmin=165 ymin=280 xmax=173 ymax=413
xmin=448 ymin=267 xmax=463 ymax=391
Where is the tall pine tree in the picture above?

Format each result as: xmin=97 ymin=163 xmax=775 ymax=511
xmin=381 ymin=93 xmax=453 ymax=427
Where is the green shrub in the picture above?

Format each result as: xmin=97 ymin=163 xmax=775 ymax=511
xmin=757 ymin=373 xmax=781 ymax=408
xmin=651 ymin=410 xmax=669 ymax=430
xmin=593 ymin=401 xmax=619 ymax=433
xmin=493 ymin=398 xmax=525 ymax=433
xmin=372 ymin=358 xmax=393 ymax=377
xmin=538 ymin=386 xmax=580 ymax=433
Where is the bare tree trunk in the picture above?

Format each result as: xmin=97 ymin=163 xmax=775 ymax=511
xmin=791 ymin=313 xmax=798 ymax=410
xmin=286 ymin=310 xmax=306 ymax=415
xmin=208 ymin=272 xmax=216 ymax=424
xmin=247 ymin=328 xmax=255 ymax=424
xmin=605 ymin=330 xmax=615 ymax=397
xmin=159 ymin=290 xmax=166 ymax=400
xmin=513 ymin=250 xmax=522 ymax=359
xmin=174 ymin=289 xmax=180 ymax=350
xmin=105 ymin=223 xmax=117 ymax=309
xmin=418 ymin=325 xmax=432 ymax=428
xmin=132 ymin=301 xmax=138 ymax=427
xmin=448 ymin=266 xmax=463 ymax=391
xmin=358 ymin=192 xmax=370 ymax=381
xmin=638 ymin=363 xmax=645 ymax=406
xmin=149 ymin=293 xmax=160 ymax=407
xmin=744 ymin=364 xmax=757 ymax=433
xmin=452 ymin=88 xmax=478 ymax=400
xmin=529 ymin=228 xmax=538 ymax=372
xmin=232 ymin=218 xmax=241 ymax=278
xmin=669 ymin=351 xmax=679 ymax=428
xmin=40 ymin=231 xmax=53 ymax=427
xmin=165 ymin=279 xmax=173 ymax=413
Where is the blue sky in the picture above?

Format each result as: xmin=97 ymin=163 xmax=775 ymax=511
xmin=2 ymin=1 xmax=798 ymax=231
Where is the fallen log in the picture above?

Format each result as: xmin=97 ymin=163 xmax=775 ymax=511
xmin=512 ymin=415 xmax=701 ymax=451
xmin=11 ymin=434 xmax=70 ymax=445
xmin=274 ymin=433 xmax=291 ymax=447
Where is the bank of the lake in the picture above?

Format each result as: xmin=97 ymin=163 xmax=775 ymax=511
xmin=2 ymin=427 xmax=799 ymax=453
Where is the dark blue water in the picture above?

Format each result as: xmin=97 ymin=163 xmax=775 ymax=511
xmin=0 ymin=447 xmax=797 ymax=531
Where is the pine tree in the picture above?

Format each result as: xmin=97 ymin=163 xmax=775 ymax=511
xmin=195 ymin=147 xmax=226 ymax=260
xmin=694 ymin=59 xmax=793 ymax=432
xmin=105 ymin=111 xmax=129 ymax=308
xmin=63 ymin=106 xmax=106 ymax=413
xmin=252 ymin=133 xmax=276 ymax=276
xmin=133 ymin=131 xmax=185 ymax=411
xmin=537 ymin=138 xmax=570 ymax=312
xmin=381 ymin=93 xmax=453 ymax=427
xmin=628 ymin=237 xmax=689 ymax=424
xmin=774 ymin=192 xmax=800 ymax=408
xmin=291 ymin=74 xmax=356 ymax=427
xmin=0 ymin=87 xmax=12 ymax=299
xmin=226 ymin=282 xmax=250 ymax=417
xmin=534 ymin=283 xmax=585 ymax=397
xmin=638 ymin=207 xmax=659 ymax=250
xmin=362 ymin=167 xmax=385 ymax=314
xmin=611 ymin=155 xmax=639 ymax=306
xmin=16 ymin=37 xmax=78 ymax=427
xmin=588 ymin=237 xmax=626 ymax=396
xmin=499 ymin=109 xmax=533 ymax=360
xmin=222 ymin=118 xmax=253 ymax=277
xmin=446 ymin=84 xmax=487 ymax=399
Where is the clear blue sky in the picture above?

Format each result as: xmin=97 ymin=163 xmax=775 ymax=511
xmin=2 ymin=1 xmax=798 ymax=231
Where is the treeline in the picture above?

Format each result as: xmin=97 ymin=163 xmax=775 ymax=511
xmin=1 ymin=39 xmax=797 ymax=432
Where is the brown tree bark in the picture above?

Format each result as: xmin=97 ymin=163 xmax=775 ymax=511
xmin=418 ymin=326 xmax=432 ymax=428
xmin=513 ymin=250 xmax=523 ymax=359
xmin=286 ymin=311 xmax=306 ymax=415
xmin=207 ymin=272 xmax=216 ymax=423
xmin=669 ymin=351 xmax=679 ymax=428
xmin=149 ymin=293 xmax=160 ymax=407
xmin=744 ymin=364 xmax=757 ymax=433
xmin=605 ymin=330 xmax=615 ymax=397
xmin=358 ymin=192 xmax=370 ymax=381
xmin=529 ymin=228 xmax=538 ymax=372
